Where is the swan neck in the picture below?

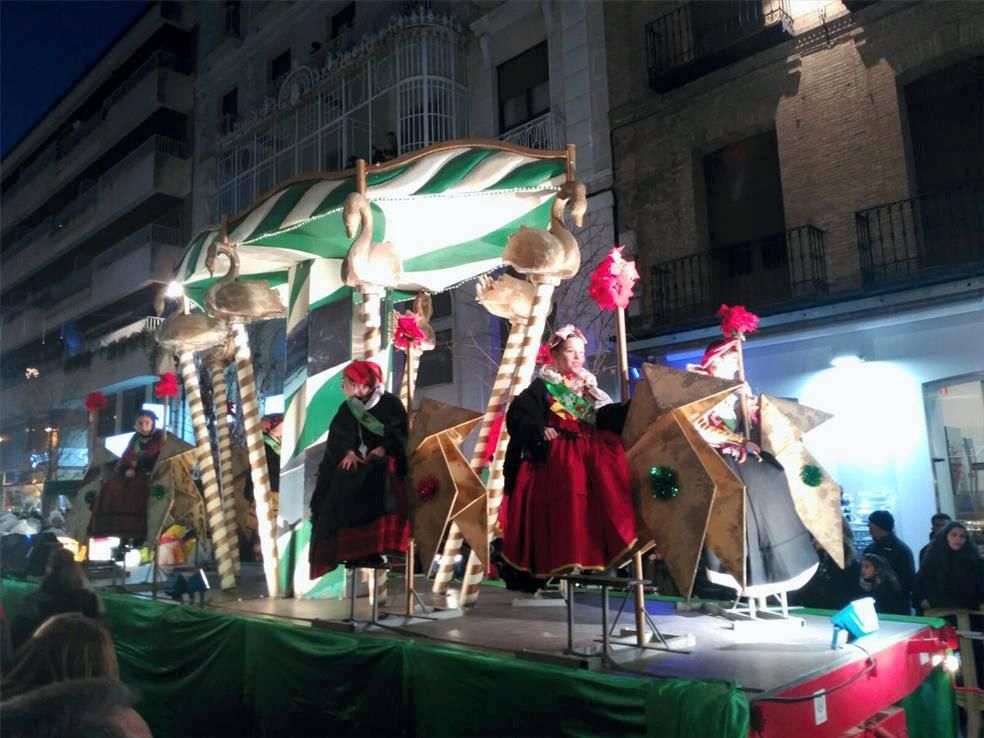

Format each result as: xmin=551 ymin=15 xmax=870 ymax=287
xmin=218 ymin=244 xmax=239 ymax=285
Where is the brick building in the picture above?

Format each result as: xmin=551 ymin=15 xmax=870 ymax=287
xmin=606 ymin=1 xmax=984 ymax=544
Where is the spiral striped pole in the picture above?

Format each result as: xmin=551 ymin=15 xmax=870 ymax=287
xmin=431 ymin=320 xmax=525 ymax=595
xmin=178 ymin=352 xmax=237 ymax=590
xmin=360 ymin=285 xmax=388 ymax=606
xmin=231 ymin=324 xmax=280 ymax=598
xmin=209 ymin=358 xmax=240 ymax=574
xmin=458 ymin=278 xmax=559 ymax=606
xmin=398 ymin=343 xmax=420 ymax=413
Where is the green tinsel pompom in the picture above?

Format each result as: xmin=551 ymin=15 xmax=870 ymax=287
xmin=649 ymin=466 xmax=679 ymax=500
xmin=800 ymin=464 xmax=823 ymax=487
xmin=151 ymin=485 xmax=167 ymax=500
xmin=84 ymin=490 xmax=96 ymax=506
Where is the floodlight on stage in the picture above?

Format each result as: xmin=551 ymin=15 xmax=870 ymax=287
xmin=830 ymin=354 xmax=864 ymax=368
xmin=830 ymin=596 xmax=879 ymax=649
xmin=165 ymin=281 xmax=184 ymax=299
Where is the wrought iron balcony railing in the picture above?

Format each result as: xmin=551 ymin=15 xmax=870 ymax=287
xmin=856 ymin=184 xmax=984 ymax=289
xmin=645 ymin=0 xmax=793 ymax=92
xmin=499 ymin=112 xmax=565 ymax=151
xmin=650 ymin=224 xmax=828 ymax=327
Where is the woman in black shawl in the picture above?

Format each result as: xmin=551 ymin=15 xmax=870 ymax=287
xmin=308 ymin=360 xmax=410 ymax=578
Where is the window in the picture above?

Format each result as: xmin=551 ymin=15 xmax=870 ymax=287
xmin=418 ymin=329 xmax=453 ymax=387
xmin=220 ymin=87 xmax=238 ymax=134
xmin=120 ymin=387 xmax=147 ymax=429
xmin=497 ymin=42 xmax=550 ymax=133
xmin=270 ymin=49 xmax=292 ymax=84
xmin=330 ymin=3 xmax=355 ymax=40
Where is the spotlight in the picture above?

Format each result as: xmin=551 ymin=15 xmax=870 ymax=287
xmin=165 ymin=281 xmax=185 ymax=299
xmin=943 ymin=653 xmax=960 ymax=673
xmin=830 ymin=354 xmax=864 ymax=368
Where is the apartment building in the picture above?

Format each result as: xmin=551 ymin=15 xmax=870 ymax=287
xmin=0 ymin=2 xmax=197 ymax=506
xmin=606 ymin=0 xmax=984 ymax=543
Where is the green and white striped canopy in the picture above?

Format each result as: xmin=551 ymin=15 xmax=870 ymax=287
xmin=175 ymin=142 xmax=569 ymax=310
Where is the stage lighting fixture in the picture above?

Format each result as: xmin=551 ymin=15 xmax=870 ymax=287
xmin=830 ymin=597 xmax=879 ymax=649
xmin=165 ymin=281 xmax=185 ymax=299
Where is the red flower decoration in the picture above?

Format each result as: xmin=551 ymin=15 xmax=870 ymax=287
xmin=393 ymin=314 xmax=427 ymax=351
xmin=416 ymin=475 xmax=440 ymax=502
xmin=588 ymin=246 xmax=640 ymax=311
xmin=84 ymin=391 xmax=108 ymax=412
xmin=535 ymin=344 xmax=553 ymax=366
xmin=483 ymin=411 xmax=505 ymax=467
xmin=717 ymin=304 xmax=760 ymax=339
xmin=154 ymin=372 xmax=180 ymax=399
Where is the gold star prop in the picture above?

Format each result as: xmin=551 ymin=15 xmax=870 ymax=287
xmin=623 ymin=364 xmax=746 ymax=598
xmin=408 ymin=399 xmax=483 ymax=569
xmin=759 ymin=395 xmax=843 ymax=568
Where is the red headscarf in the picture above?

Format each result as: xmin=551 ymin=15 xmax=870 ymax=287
xmin=343 ymin=360 xmax=383 ymax=388
xmin=698 ymin=338 xmax=739 ymax=372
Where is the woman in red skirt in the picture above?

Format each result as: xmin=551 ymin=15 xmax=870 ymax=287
xmin=499 ymin=325 xmax=636 ymax=587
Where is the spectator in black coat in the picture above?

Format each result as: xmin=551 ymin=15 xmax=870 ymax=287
xmin=860 ymin=553 xmax=908 ymax=615
xmin=794 ymin=519 xmax=861 ymax=611
xmin=914 ymin=521 xmax=983 ymax=612
xmin=918 ymin=512 xmax=952 ymax=566
xmin=863 ymin=510 xmax=914 ymax=612
xmin=11 ymin=548 xmax=104 ymax=650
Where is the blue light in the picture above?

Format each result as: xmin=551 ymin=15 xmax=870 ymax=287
xmin=629 ymin=367 xmax=641 ymax=382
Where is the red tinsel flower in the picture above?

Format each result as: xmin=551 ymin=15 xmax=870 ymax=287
xmin=484 ymin=411 xmax=505 ymax=467
xmin=717 ymin=304 xmax=760 ymax=339
xmin=588 ymin=246 xmax=640 ymax=311
xmin=416 ymin=475 xmax=440 ymax=502
xmin=393 ymin=314 xmax=427 ymax=351
xmin=84 ymin=391 xmax=108 ymax=413
xmin=535 ymin=344 xmax=552 ymax=366
xmin=154 ymin=372 xmax=180 ymax=398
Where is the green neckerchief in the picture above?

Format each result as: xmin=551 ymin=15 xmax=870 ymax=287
xmin=346 ymin=397 xmax=385 ymax=437
xmin=543 ymin=380 xmax=597 ymax=424
xmin=263 ymin=432 xmax=281 ymax=456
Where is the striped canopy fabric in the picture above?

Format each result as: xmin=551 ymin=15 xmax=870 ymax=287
xmin=175 ymin=142 xmax=569 ymax=311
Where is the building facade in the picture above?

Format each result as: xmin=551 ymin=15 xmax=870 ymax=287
xmin=191 ymin=0 xmax=617 ymax=415
xmin=606 ymin=0 xmax=984 ymax=545
xmin=0 ymin=2 xmax=197 ymax=507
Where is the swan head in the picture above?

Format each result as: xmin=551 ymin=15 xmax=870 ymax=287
xmin=559 ymin=181 xmax=587 ymax=228
xmin=343 ymin=192 xmax=367 ymax=238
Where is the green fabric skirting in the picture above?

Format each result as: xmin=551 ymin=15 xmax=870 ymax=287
xmin=0 ymin=578 xmax=955 ymax=738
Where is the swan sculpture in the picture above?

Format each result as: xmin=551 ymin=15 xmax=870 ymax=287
xmin=474 ymin=274 xmax=536 ymax=326
xmin=154 ymin=287 xmax=229 ymax=355
xmin=501 ymin=180 xmax=587 ymax=279
xmin=340 ymin=191 xmax=403 ymax=289
xmin=205 ymin=241 xmax=285 ymax=322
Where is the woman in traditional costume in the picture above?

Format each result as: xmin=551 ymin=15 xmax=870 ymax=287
xmin=308 ymin=360 xmax=410 ymax=578
xmin=690 ymin=340 xmax=818 ymax=590
xmin=89 ymin=410 xmax=163 ymax=540
xmin=498 ymin=325 xmax=636 ymax=584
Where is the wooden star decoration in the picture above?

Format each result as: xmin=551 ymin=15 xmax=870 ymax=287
xmin=623 ymin=364 xmax=746 ymax=598
xmin=622 ymin=364 xmax=845 ymax=598
xmin=407 ymin=399 xmax=483 ymax=570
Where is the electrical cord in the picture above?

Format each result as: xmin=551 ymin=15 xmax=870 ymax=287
xmin=750 ymin=642 xmax=876 ymax=703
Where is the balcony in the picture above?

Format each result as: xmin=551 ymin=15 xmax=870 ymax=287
xmin=856 ymin=185 xmax=984 ymax=290
xmin=2 ymin=136 xmax=190 ymax=291
xmin=1 ymin=223 xmax=182 ymax=355
xmin=645 ymin=0 xmax=794 ymax=93
xmin=2 ymin=53 xmax=192 ymax=228
xmin=650 ymin=224 xmax=828 ymax=328
xmin=499 ymin=112 xmax=565 ymax=151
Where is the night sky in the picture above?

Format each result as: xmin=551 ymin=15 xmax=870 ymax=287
xmin=1 ymin=0 xmax=149 ymax=159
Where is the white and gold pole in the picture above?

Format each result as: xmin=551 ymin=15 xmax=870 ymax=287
xmin=231 ymin=324 xmax=280 ymax=597
xmin=178 ymin=352 xmax=236 ymax=590
xmin=457 ymin=278 xmax=558 ymax=606
xmin=209 ymin=356 xmax=240 ymax=574
xmin=431 ymin=320 xmax=526 ymax=595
